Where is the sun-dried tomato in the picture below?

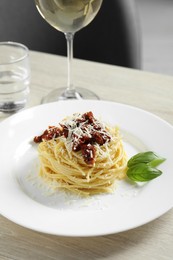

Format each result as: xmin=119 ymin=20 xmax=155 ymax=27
xmin=81 ymin=144 xmax=96 ymax=165
xmin=34 ymin=112 xmax=111 ymax=165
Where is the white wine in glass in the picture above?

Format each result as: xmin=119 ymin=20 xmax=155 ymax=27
xmin=34 ymin=0 xmax=103 ymax=102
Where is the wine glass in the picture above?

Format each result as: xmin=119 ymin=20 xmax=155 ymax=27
xmin=34 ymin=0 xmax=103 ymax=103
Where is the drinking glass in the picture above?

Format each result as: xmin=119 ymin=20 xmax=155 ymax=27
xmin=0 ymin=42 xmax=30 ymax=115
xmin=34 ymin=0 xmax=103 ymax=103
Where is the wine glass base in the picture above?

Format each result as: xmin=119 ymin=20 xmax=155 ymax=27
xmin=41 ymin=87 xmax=99 ymax=104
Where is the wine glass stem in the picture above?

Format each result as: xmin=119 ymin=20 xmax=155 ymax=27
xmin=65 ymin=32 xmax=75 ymax=94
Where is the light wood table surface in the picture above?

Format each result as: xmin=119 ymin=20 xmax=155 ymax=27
xmin=0 ymin=51 xmax=173 ymax=260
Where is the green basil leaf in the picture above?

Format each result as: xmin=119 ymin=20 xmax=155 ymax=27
xmin=148 ymin=157 xmax=166 ymax=167
xmin=126 ymin=163 xmax=162 ymax=182
xmin=127 ymin=151 xmax=165 ymax=168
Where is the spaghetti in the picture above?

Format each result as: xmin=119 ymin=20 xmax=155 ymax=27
xmin=34 ymin=112 xmax=127 ymax=196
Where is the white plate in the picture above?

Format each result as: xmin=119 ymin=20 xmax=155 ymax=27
xmin=0 ymin=100 xmax=173 ymax=237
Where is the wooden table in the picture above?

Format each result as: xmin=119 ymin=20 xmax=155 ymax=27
xmin=0 ymin=51 xmax=173 ymax=260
